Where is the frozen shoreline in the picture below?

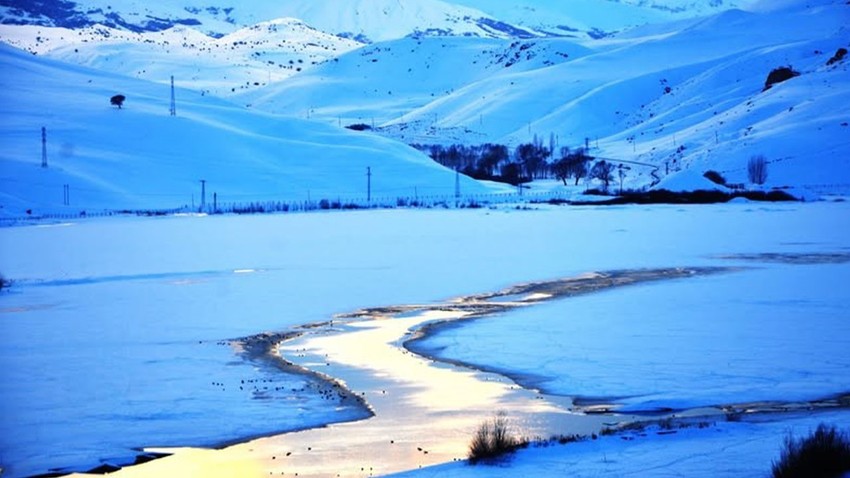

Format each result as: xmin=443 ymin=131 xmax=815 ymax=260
xmin=85 ymin=261 xmax=850 ymax=477
xmin=4 ymin=203 xmax=849 ymax=477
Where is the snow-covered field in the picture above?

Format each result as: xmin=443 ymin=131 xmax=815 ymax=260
xmin=1 ymin=201 xmax=848 ymax=477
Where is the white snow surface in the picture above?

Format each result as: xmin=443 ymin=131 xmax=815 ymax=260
xmin=1 ymin=202 xmax=849 ymax=477
xmin=389 ymin=411 xmax=850 ymax=478
xmin=245 ymin=0 xmax=850 ymax=194
xmin=0 ymin=0 xmax=538 ymax=42
xmin=412 ymin=263 xmax=850 ymax=411
xmin=0 ymin=20 xmax=365 ymax=97
xmin=450 ymin=0 xmax=758 ymax=32
xmin=4 ymin=1 xmax=847 ymax=196
xmin=0 ymin=44 xmax=503 ymax=216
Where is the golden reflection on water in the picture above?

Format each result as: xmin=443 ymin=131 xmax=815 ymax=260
xmin=85 ymin=267 xmax=749 ymax=477
xmin=101 ymin=306 xmax=617 ymax=478
xmin=241 ymin=309 xmax=598 ymax=477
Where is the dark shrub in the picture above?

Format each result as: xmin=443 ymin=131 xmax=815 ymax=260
xmin=345 ymin=123 xmax=372 ymax=131
xmin=742 ymin=190 xmax=796 ymax=202
xmin=571 ymin=188 xmax=796 ymax=205
xmin=772 ymin=424 xmax=850 ymax=478
xmin=764 ymin=66 xmax=800 ymax=91
xmin=0 ymin=274 xmax=8 ymax=291
xmin=468 ymin=413 xmax=521 ymax=464
xmin=110 ymin=94 xmax=126 ymax=108
xmin=703 ymin=170 xmax=727 ymax=185
xmin=827 ymin=48 xmax=847 ymax=66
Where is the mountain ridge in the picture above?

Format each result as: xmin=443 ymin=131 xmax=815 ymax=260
xmin=0 ymin=0 xmax=545 ymax=42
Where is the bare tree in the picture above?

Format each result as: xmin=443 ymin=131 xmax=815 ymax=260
xmin=591 ymin=160 xmax=615 ymax=192
xmin=552 ymin=147 xmax=591 ymax=186
xmin=748 ymin=154 xmax=769 ymax=185
xmin=617 ymin=164 xmax=630 ymax=194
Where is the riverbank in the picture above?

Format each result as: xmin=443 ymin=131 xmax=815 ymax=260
xmin=3 ymin=203 xmax=849 ymax=477
xmin=75 ymin=260 xmax=850 ymax=477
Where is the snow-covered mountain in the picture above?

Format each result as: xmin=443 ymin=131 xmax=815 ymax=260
xmin=0 ymin=18 xmax=364 ymax=98
xmin=0 ymin=0 xmax=765 ymax=43
xmin=243 ymin=0 xmax=850 ymax=194
xmin=1 ymin=0 xmax=848 ymax=208
xmin=238 ymin=35 xmax=592 ymax=131
xmin=449 ymin=0 xmax=758 ymax=34
xmin=0 ymin=0 xmax=543 ymax=42
xmin=0 ymin=44 xmax=501 ymax=217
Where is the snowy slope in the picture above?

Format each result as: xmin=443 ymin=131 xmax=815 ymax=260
xmin=238 ymin=36 xmax=592 ymax=134
xmin=0 ymin=45 xmax=500 ymax=217
xmin=450 ymin=0 xmax=758 ymax=34
xmin=0 ymin=20 xmax=364 ymax=98
xmin=385 ymin=1 xmax=850 ymax=193
xmin=0 ymin=0 xmax=542 ymax=42
xmin=247 ymin=0 xmax=849 ymax=193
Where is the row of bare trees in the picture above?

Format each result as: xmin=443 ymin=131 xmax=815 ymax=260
xmin=418 ymin=142 xmax=619 ymax=189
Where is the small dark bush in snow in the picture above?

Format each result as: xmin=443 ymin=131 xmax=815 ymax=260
xmin=763 ymin=66 xmax=800 ymax=91
xmin=345 ymin=123 xmax=372 ymax=131
xmin=772 ymin=424 xmax=850 ymax=478
xmin=827 ymin=48 xmax=847 ymax=66
xmin=110 ymin=94 xmax=126 ymax=109
xmin=703 ymin=170 xmax=727 ymax=186
xmin=468 ymin=412 xmax=524 ymax=464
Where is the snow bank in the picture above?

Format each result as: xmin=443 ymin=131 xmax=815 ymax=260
xmin=389 ymin=411 xmax=850 ymax=478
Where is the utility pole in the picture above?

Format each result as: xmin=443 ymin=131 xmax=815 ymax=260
xmin=63 ymin=184 xmax=69 ymax=205
xmin=199 ymin=180 xmax=206 ymax=211
xmin=170 ymin=76 xmax=176 ymax=116
xmin=366 ymin=167 xmax=372 ymax=203
xmin=454 ymin=167 xmax=460 ymax=200
xmin=41 ymin=127 xmax=48 ymax=168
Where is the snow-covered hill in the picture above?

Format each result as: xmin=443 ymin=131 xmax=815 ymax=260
xmin=0 ymin=0 xmax=542 ymax=42
xmin=245 ymin=0 xmax=850 ymax=194
xmin=0 ymin=44 xmax=500 ymax=217
xmin=2 ymin=0 xmax=848 ymax=200
xmin=450 ymin=0 xmax=758 ymax=34
xmin=238 ymin=36 xmax=592 ymax=132
xmin=0 ymin=19 xmax=364 ymax=98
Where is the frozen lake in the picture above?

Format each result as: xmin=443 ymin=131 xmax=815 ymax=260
xmin=1 ymin=202 xmax=849 ymax=477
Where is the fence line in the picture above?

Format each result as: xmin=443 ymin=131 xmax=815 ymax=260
xmin=0 ymin=190 xmax=576 ymax=224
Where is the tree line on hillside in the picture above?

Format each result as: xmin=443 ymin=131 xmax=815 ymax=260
xmin=413 ymin=141 xmax=617 ymax=189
